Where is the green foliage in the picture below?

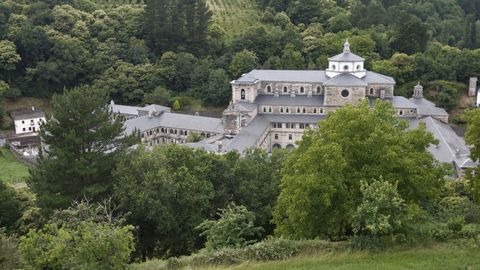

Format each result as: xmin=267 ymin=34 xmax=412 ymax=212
xmin=197 ymin=203 xmax=263 ymax=250
xmin=113 ymin=145 xmax=215 ymax=258
xmin=274 ymin=100 xmax=447 ymax=239
xmin=0 ymin=181 xmax=23 ymax=233
xmin=28 ymin=86 xmax=138 ymax=214
xmin=186 ymin=132 xmax=204 ymax=143
xmin=0 ymin=40 xmax=20 ymax=73
xmin=19 ymin=201 xmax=134 ymax=270
xmin=172 ymin=99 xmax=181 ymax=111
xmin=229 ymin=50 xmax=259 ymax=78
xmin=352 ymin=178 xmax=406 ymax=237
xmin=0 ymin=229 xmax=21 ymax=270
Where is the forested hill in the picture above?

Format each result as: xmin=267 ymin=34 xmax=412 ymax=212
xmin=0 ymin=0 xmax=480 ymax=127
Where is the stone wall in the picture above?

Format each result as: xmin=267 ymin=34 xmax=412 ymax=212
xmin=324 ymin=86 xmax=366 ymax=106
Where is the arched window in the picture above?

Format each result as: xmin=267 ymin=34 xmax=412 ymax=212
xmin=273 ymin=143 xmax=281 ymax=149
xmin=300 ymin=87 xmax=304 ymax=93
xmin=297 ymin=107 xmax=300 ymax=113
xmin=399 ymin=110 xmax=403 ymax=116
xmin=313 ymin=108 xmax=317 ymax=114
xmin=343 ymin=65 xmax=349 ymax=71
xmin=317 ymin=86 xmax=321 ymax=93
xmin=286 ymin=144 xmax=295 ymax=150
xmin=320 ymin=108 xmax=324 ymax=114
xmin=369 ymin=88 xmax=374 ymax=95
xmin=240 ymin=89 xmax=245 ymax=100
xmin=280 ymin=107 xmax=284 ymax=113
xmin=283 ymin=86 xmax=288 ymax=93
xmin=303 ymin=108 xmax=306 ymax=113
xmin=286 ymin=107 xmax=290 ymax=113
xmin=268 ymin=107 xmax=272 ymax=113
xmin=267 ymin=85 xmax=271 ymax=93
xmin=341 ymin=89 xmax=349 ymax=97
xmin=263 ymin=107 xmax=267 ymax=113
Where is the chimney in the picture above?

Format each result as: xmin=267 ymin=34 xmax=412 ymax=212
xmin=148 ymin=111 xmax=153 ymax=118
xmin=469 ymin=77 xmax=478 ymax=97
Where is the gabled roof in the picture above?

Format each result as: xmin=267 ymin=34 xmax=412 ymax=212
xmin=409 ymin=116 xmax=470 ymax=164
xmin=10 ymin=108 xmax=45 ymax=120
xmin=226 ymin=116 xmax=270 ymax=152
xmin=409 ymin=97 xmax=449 ymax=117
xmin=387 ymin=96 xmax=418 ymax=109
xmin=324 ymin=73 xmax=368 ymax=87
xmin=364 ymin=71 xmax=396 ymax=85
xmin=110 ymin=104 xmax=142 ymax=116
xmin=234 ymin=70 xmax=328 ymax=84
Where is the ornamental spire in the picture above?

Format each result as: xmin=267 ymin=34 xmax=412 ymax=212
xmin=343 ymin=38 xmax=350 ymax=53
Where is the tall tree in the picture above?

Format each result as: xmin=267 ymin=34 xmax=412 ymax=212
xmin=28 ymin=86 xmax=138 ymax=214
xmin=273 ymin=100 xmax=447 ymax=239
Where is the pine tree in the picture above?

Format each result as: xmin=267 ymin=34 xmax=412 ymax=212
xmin=28 ymin=86 xmax=138 ymax=214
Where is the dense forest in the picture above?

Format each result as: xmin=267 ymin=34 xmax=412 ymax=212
xmin=3 ymin=0 xmax=480 ymax=269
xmin=0 ymin=0 xmax=480 ymax=122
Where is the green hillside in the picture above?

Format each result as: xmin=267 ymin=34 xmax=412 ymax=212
xmin=207 ymin=0 xmax=269 ymax=40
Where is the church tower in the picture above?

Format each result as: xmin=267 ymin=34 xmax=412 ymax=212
xmin=413 ymin=82 xmax=423 ymax=99
xmin=326 ymin=39 xmax=366 ymax=79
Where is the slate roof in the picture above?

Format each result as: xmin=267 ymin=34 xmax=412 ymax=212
xmin=233 ymin=70 xmax=395 ymax=86
xmin=234 ymin=70 xmax=328 ymax=84
xmin=409 ymin=97 xmax=449 ymax=117
xmin=10 ymin=108 xmax=45 ymax=120
xmin=387 ymin=96 xmax=418 ymax=109
xmin=255 ymin=95 xmax=325 ymax=106
xmin=226 ymin=116 xmax=270 ymax=152
xmin=124 ymin=112 xmax=224 ymax=134
xmin=324 ymin=73 xmax=368 ymax=86
xmin=328 ymin=52 xmax=365 ymax=62
xmin=110 ymin=104 xmax=142 ymax=116
xmin=409 ymin=116 xmax=470 ymax=165
xmin=141 ymin=104 xmax=171 ymax=113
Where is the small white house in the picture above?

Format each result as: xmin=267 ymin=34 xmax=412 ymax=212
xmin=10 ymin=107 xmax=46 ymax=135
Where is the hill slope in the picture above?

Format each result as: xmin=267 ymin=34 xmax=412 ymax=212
xmin=207 ymin=0 xmax=268 ymax=40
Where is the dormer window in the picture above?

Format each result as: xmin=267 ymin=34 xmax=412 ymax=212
xmin=269 ymin=107 xmax=272 ymax=113
xmin=286 ymin=107 xmax=290 ymax=113
xmin=297 ymin=107 xmax=300 ymax=113
xmin=369 ymin=88 xmax=374 ymax=95
xmin=241 ymin=89 xmax=245 ymax=100
xmin=300 ymin=87 xmax=304 ymax=93
xmin=332 ymin=65 xmax=336 ymax=70
xmin=283 ymin=86 xmax=288 ymax=93
xmin=263 ymin=107 xmax=267 ymax=113
xmin=267 ymin=85 xmax=271 ymax=93
xmin=316 ymin=86 xmax=321 ymax=93
xmin=313 ymin=108 xmax=317 ymax=114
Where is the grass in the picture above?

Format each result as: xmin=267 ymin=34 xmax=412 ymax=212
xmin=132 ymin=243 xmax=480 ymax=270
xmin=222 ymin=245 xmax=480 ymax=270
xmin=0 ymin=147 xmax=30 ymax=185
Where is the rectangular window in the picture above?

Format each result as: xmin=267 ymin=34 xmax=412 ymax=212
xmin=22 ymin=121 xmax=24 ymax=124
xmin=288 ymin=134 xmax=292 ymax=140
xmin=299 ymin=123 xmax=305 ymax=129
xmin=274 ymin=134 xmax=278 ymax=139
xmin=23 ymin=128 xmax=26 ymax=132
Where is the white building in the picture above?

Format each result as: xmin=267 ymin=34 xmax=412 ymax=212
xmin=10 ymin=107 xmax=46 ymax=135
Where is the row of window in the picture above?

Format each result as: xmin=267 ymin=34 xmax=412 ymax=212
xmin=141 ymin=128 xmax=212 ymax=138
xmin=272 ymin=122 xmax=311 ymax=129
xmin=262 ymin=106 xmax=324 ymax=114
xmin=264 ymin=85 xmax=323 ymax=94
xmin=20 ymin=119 xmax=42 ymax=125
xmin=330 ymin=64 xmax=362 ymax=71
xmin=273 ymin=133 xmax=294 ymax=140
xmin=21 ymin=127 xmax=36 ymax=132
